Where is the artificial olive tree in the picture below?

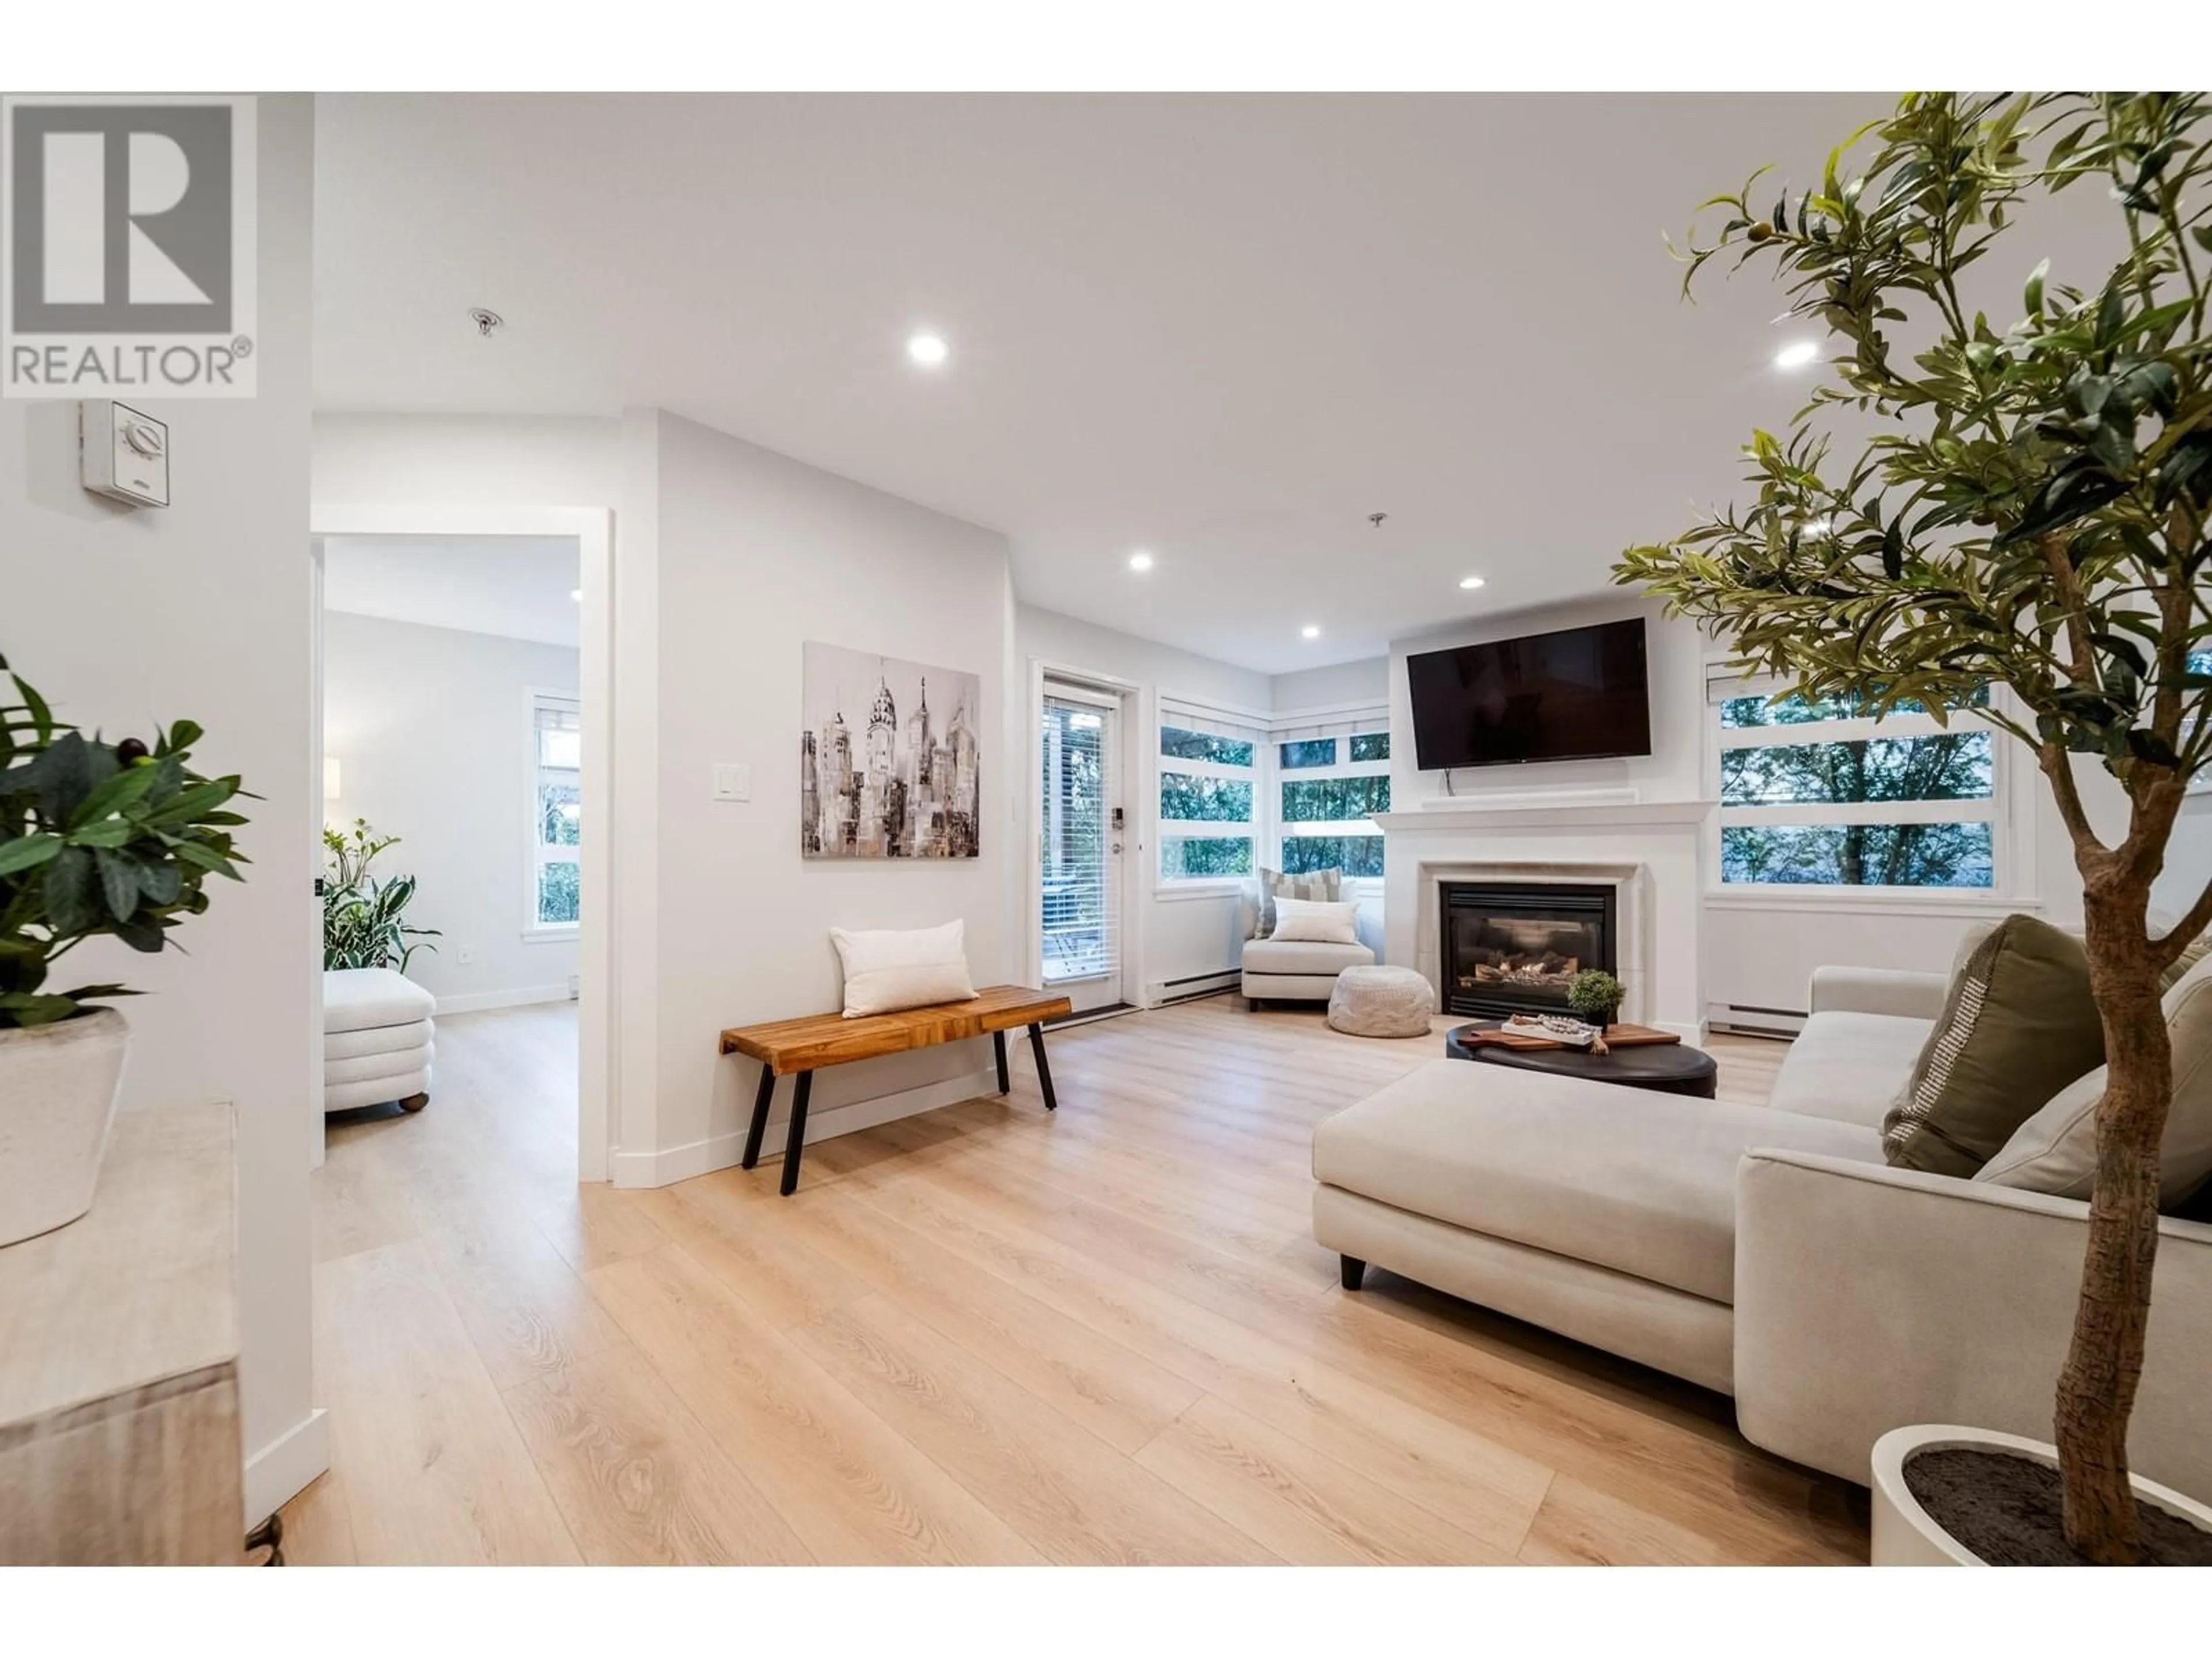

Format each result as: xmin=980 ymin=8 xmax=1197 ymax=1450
xmin=1616 ymin=91 xmax=2212 ymax=1563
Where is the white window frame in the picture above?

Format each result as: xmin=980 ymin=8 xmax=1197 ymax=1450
xmin=1704 ymin=661 xmax=2024 ymax=907
xmin=525 ymin=688 xmax=582 ymax=941
xmin=1156 ymin=699 xmax=1265 ymax=895
xmin=1273 ymin=717 xmax=1391 ymax=890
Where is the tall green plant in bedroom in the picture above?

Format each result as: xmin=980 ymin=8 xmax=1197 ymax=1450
xmin=322 ymin=819 xmax=439 ymax=972
xmin=1615 ymin=92 xmax=2212 ymax=1563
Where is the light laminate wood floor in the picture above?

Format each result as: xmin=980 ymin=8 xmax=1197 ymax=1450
xmin=282 ymin=997 xmax=1863 ymax=1566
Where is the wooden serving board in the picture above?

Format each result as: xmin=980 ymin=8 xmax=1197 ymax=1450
xmin=1462 ymin=1022 xmax=1683 ymax=1054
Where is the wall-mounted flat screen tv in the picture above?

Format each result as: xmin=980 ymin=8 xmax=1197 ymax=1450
xmin=1407 ymin=618 xmax=1651 ymax=770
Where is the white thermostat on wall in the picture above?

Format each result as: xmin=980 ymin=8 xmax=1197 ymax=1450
xmin=81 ymin=401 xmax=171 ymax=508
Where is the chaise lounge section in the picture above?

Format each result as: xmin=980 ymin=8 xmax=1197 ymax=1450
xmin=1312 ymin=961 xmax=2212 ymax=1497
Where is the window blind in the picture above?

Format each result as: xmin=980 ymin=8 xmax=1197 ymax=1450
xmin=1704 ymin=660 xmax=1790 ymax=707
xmin=1158 ymin=698 xmax=1265 ymax=743
xmin=1040 ymin=692 xmax=1119 ymax=984
xmin=1270 ymin=703 xmax=1390 ymax=745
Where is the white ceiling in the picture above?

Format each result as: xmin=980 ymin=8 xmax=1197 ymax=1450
xmin=322 ymin=533 xmax=579 ymax=647
xmin=312 ymin=93 xmax=2071 ymax=673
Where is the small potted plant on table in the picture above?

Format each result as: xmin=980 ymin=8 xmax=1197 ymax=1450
xmin=1566 ymin=969 xmax=1625 ymax=1032
xmin=0 ymin=653 xmax=247 ymax=1246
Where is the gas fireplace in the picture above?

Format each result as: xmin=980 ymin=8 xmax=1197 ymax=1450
xmin=1439 ymin=880 xmax=1618 ymax=1019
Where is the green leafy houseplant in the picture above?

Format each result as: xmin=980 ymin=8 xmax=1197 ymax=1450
xmin=1 ymin=652 xmax=248 ymax=1027
xmin=1616 ymin=92 xmax=2212 ymax=1562
xmin=322 ymin=819 xmax=438 ymax=972
xmin=1566 ymin=969 xmax=1625 ymax=1028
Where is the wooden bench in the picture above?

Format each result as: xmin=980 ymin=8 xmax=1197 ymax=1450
xmin=718 ymin=984 xmax=1074 ymax=1195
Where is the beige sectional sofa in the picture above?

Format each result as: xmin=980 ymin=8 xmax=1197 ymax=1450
xmin=1312 ymin=961 xmax=2212 ymax=1498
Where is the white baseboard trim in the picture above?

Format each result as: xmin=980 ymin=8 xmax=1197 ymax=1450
xmin=435 ymin=983 xmax=574 ymax=1017
xmin=245 ymin=1406 xmax=329 ymax=1526
xmin=611 ymin=1067 xmax=1002 ymax=1188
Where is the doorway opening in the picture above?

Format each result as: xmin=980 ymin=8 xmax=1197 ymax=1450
xmin=306 ymin=506 xmax=614 ymax=1195
xmin=315 ymin=531 xmax=590 ymax=1189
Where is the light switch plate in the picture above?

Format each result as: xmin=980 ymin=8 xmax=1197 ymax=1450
xmin=81 ymin=400 xmax=171 ymax=507
xmin=711 ymin=763 xmax=751 ymax=802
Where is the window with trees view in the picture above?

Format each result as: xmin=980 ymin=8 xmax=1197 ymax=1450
xmin=531 ymin=693 xmax=582 ymax=929
xmin=1275 ymin=728 xmax=1389 ymax=879
xmin=1159 ymin=715 xmax=1260 ymax=880
xmin=1715 ymin=681 xmax=1998 ymax=888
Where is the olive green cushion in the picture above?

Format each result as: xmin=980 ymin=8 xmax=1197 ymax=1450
xmin=1882 ymin=914 xmax=2105 ymax=1177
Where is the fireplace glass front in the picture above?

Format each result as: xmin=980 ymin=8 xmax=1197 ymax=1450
xmin=1439 ymin=881 xmax=1618 ymax=1019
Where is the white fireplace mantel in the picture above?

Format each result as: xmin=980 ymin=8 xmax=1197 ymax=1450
xmin=1378 ymin=797 xmax=1713 ymax=1039
xmin=1373 ymin=800 xmax=1716 ymax=834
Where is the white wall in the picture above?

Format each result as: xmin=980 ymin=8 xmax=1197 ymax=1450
xmin=647 ymin=413 xmax=1017 ymax=1180
xmin=313 ymin=412 xmax=622 ymax=507
xmin=1017 ymin=605 xmax=1274 ymax=994
xmin=0 ymin=96 xmax=319 ymax=1520
xmin=1271 ymin=657 xmax=1389 ymax=712
xmin=322 ymin=612 xmax=581 ymax=1010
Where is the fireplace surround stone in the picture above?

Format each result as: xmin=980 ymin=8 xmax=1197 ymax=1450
xmin=1375 ymin=799 xmax=1711 ymax=1039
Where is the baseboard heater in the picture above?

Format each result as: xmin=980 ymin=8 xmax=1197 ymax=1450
xmin=1707 ymin=1001 xmax=1808 ymax=1039
xmin=1146 ymin=968 xmax=1241 ymax=1007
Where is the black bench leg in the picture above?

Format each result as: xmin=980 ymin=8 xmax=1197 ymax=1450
xmin=1027 ymin=1022 xmax=1058 ymax=1112
xmin=994 ymin=1029 xmax=1010 ymax=1094
xmin=741 ymin=1065 xmax=776 ymax=1170
xmin=1339 ymin=1255 xmax=1366 ymax=1291
xmin=778 ymin=1071 xmax=813 ymax=1196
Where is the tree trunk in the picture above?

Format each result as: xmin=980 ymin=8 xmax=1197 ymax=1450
xmin=2054 ymin=876 xmax=2175 ymax=1564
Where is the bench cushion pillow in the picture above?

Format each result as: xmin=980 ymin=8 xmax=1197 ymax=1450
xmin=1978 ymin=954 xmax=2212 ymax=1208
xmin=1881 ymin=913 xmax=2104 ymax=1177
xmin=831 ymin=919 xmax=977 ymax=1018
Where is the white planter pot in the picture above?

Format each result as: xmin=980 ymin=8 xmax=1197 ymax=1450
xmin=0 ymin=1008 xmax=130 ymax=1247
xmin=1873 ymin=1423 xmax=2212 ymax=1565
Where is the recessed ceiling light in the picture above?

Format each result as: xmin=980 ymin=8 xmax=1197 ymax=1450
xmin=1301 ymin=625 xmax=1321 ymax=640
xmin=1128 ymin=551 xmax=1154 ymax=572
xmin=570 ymin=588 xmax=582 ymax=601
xmin=1774 ymin=339 xmax=1820 ymax=369
xmin=907 ymin=332 xmax=949 ymax=366
xmin=1459 ymin=575 xmax=1486 ymax=590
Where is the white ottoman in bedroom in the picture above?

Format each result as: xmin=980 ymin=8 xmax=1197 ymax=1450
xmin=324 ymin=967 xmax=436 ymax=1113
xmin=1327 ymin=965 xmax=1435 ymax=1039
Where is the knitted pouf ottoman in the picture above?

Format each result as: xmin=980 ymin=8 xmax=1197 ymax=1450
xmin=1327 ymin=965 xmax=1435 ymax=1038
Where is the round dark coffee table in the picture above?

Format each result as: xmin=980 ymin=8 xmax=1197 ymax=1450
xmin=1444 ymin=1021 xmax=1718 ymax=1099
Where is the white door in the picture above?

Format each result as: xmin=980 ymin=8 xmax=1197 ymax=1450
xmin=1040 ymin=685 xmax=1124 ymax=1012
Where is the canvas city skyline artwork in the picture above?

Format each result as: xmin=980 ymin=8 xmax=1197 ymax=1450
xmin=800 ymin=642 xmax=982 ymax=859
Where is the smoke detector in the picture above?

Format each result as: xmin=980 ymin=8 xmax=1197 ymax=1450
xmin=467 ymin=307 xmax=504 ymax=338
